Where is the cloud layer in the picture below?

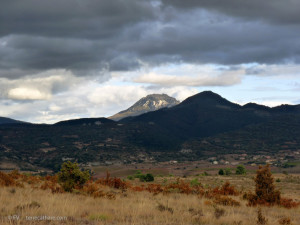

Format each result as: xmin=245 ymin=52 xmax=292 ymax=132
xmin=0 ymin=1 xmax=300 ymax=122
xmin=1 ymin=0 xmax=300 ymax=79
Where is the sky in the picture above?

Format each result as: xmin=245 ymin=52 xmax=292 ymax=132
xmin=0 ymin=0 xmax=300 ymax=124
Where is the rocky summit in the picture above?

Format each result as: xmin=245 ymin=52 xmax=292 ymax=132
xmin=109 ymin=94 xmax=180 ymax=121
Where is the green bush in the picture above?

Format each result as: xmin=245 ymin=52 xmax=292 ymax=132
xmin=145 ymin=173 xmax=154 ymax=182
xmin=236 ymin=165 xmax=246 ymax=175
xmin=127 ymin=175 xmax=134 ymax=180
xmin=134 ymin=170 xmax=143 ymax=179
xmin=57 ymin=161 xmax=90 ymax=192
xmin=218 ymin=169 xmax=224 ymax=175
xmin=190 ymin=178 xmax=201 ymax=186
xmin=139 ymin=173 xmax=154 ymax=182
xmin=225 ymin=168 xmax=232 ymax=175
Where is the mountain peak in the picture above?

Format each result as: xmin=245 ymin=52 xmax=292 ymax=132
xmin=109 ymin=94 xmax=180 ymax=121
xmin=180 ymin=91 xmax=239 ymax=108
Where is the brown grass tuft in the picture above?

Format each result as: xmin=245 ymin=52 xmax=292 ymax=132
xmin=278 ymin=217 xmax=292 ymax=225
xmin=257 ymin=208 xmax=268 ymax=225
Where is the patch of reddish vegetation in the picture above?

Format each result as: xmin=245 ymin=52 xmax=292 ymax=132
xmin=95 ymin=171 xmax=129 ymax=190
xmin=212 ymin=181 xmax=239 ymax=196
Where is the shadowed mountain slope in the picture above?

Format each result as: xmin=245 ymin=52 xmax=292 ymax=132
xmin=0 ymin=117 xmax=26 ymax=125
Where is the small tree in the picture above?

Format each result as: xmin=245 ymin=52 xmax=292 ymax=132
xmin=236 ymin=165 xmax=246 ymax=175
xmin=254 ymin=164 xmax=280 ymax=204
xmin=57 ymin=161 xmax=90 ymax=192
xmin=246 ymin=164 xmax=299 ymax=208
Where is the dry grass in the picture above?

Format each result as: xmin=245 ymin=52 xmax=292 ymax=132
xmin=0 ymin=169 xmax=299 ymax=225
xmin=0 ymin=185 xmax=299 ymax=225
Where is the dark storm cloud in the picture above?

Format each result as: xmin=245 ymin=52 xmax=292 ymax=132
xmin=0 ymin=0 xmax=156 ymax=78
xmin=0 ymin=0 xmax=155 ymax=38
xmin=161 ymin=0 xmax=300 ymax=24
xmin=1 ymin=0 xmax=300 ymax=79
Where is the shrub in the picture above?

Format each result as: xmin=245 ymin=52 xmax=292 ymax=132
xmin=213 ymin=181 xmax=239 ymax=196
xmin=138 ymin=173 xmax=154 ymax=182
xmin=40 ymin=179 xmax=64 ymax=193
xmin=57 ymin=161 xmax=90 ymax=192
xmin=139 ymin=175 xmax=146 ymax=182
xmin=225 ymin=168 xmax=232 ymax=175
xmin=190 ymin=178 xmax=201 ymax=186
xmin=9 ymin=170 xmax=22 ymax=179
xmin=127 ymin=175 xmax=134 ymax=180
xmin=82 ymin=181 xmax=99 ymax=195
xmin=280 ymin=197 xmax=300 ymax=209
xmin=134 ymin=170 xmax=143 ymax=178
xmin=165 ymin=179 xmax=193 ymax=194
xmin=0 ymin=171 xmax=16 ymax=186
xmin=146 ymin=184 xmax=163 ymax=194
xmin=144 ymin=173 xmax=154 ymax=182
xmin=213 ymin=196 xmax=241 ymax=206
xmin=236 ymin=165 xmax=246 ymax=175
xmin=218 ymin=169 xmax=224 ymax=175
xmin=96 ymin=171 xmax=129 ymax=190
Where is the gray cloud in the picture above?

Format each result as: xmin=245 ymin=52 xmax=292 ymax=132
xmin=0 ymin=0 xmax=155 ymax=38
xmin=161 ymin=0 xmax=300 ymax=24
xmin=134 ymin=71 xmax=242 ymax=87
xmin=0 ymin=0 xmax=300 ymax=80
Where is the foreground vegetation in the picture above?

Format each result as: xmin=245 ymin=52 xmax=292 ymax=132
xmin=0 ymin=164 xmax=299 ymax=225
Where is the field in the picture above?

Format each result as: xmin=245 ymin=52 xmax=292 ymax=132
xmin=0 ymin=166 xmax=299 ymax=225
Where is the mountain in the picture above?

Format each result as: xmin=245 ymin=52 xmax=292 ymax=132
xmin=0 ymin=116 xmax=26 ymax=125
xmin=1 ymin=91 xmax=300 ymax=172
xmin=122 ymin=91 xmax=271 ymax=139
xmin=109 ymin=94 xmax=179 ymax=121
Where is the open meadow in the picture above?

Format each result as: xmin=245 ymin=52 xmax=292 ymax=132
xmin=0 ymin=164 xmax=299 ymax=225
